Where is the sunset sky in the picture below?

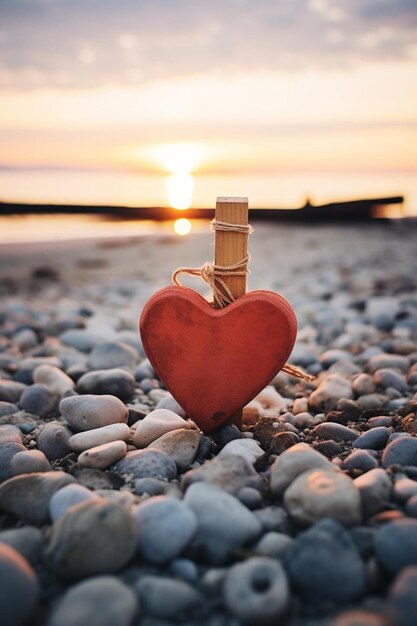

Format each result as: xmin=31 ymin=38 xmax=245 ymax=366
xmin=0 ymin=0 xmax=416 ymax=209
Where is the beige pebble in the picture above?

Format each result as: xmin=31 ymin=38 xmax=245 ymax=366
xmin=149 ymin=428 xmax=201 ymax=469
xmin=69 ymin=423 xmax=131 ymax=452
xmin=34 ymin=364 xmax=75 ymax=395
xmin=132 ymin=409 xmax=189 ymax=448
xmin=78 ymin=441 xmax=128 ymax=470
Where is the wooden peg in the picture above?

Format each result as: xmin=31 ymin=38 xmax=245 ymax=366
xmin=213 ymin=196 xmax=249 ymax=428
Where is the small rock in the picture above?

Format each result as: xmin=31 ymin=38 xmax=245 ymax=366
xmin=308 ymin=374 xmax=353 ymax=412
xmin=182 ymin=454 xmax=263 ymax=495
xmin=353 ymin=427 xmax=391 ymax=450
xmin=0 ymin=404 xmax=19 ymax=419
xmin=389 ymin=566 xmax=417 ymax=626
xmin=148 ymin=428 xmax=201 ymax=470
xmin=354 ymin=468 xmax=392 ymax=518
xmin=77 ymin=368 xmax=135 ymax=401
xmin=169 ymin=558 xmax=199 ymax=584
xmin=132 ymin=409 xmax=188 ymax=448
xmin=352 ymin=374 xmax=376 ymax=397
xmin=0 ymin=381 xmax=27 ymax=403
xmin=312 ymin=422 xmax=358 ymax=442
xmin=254 ymin=531 xmax=295 ymax=560
xmin=135 ymin=575 xmax=201 ymax=620
xmin=156 ymin=393 xmax=186 ymax=417
xmin=211 ymin=424 xmax=243 ymax=448
xmin=19 ymin=383 xmax=59 ymax=417
xmin=59 ymin=329 xmax=107 ymax=352
xmin=270 ymin=443 xmax=333 ymax=498
xmin=48 ymin=576 xmax=139 ymax=626
xmin=78 ymin=441 xmax=127 ymax=470
xmin=0 ymin=543 xmax=39 ymax=626
xmin=133 ymin=496 xmax=197 ymax=564
xmin=382 ymin=437 xmax=417 ymax=468
xmin=218 ymin=438 xmax=264 ymax=465
xmin=114 ymin=448 xmax=177 ymax=480
xmin=47 ymin=500 xmax=137 ymax=580
xmin=373 ymin=368 xmax=408 ymax=393
xmin=374 ymin=519 xmax=417 ymax=575
xmin=284 ymin=468 xmax=361 ymax=526
xmin=11 ymin=450 xmax=51 ymax=475
xmin=367 ymin=353 xmax=409 ymax=374
xmin=33 ymin=364 xmax=74 ymax=395
xmin=0 ymin=471 xmax=76 ymax=523
xmin=286 ymin=518 xmax=367 ymax=603
xmin=342 ymin=450 xmax=379 ymax=473
xmin=223 ymin=557 xmax=289 ymax=623
xmin=405 ymin=495 xmax=417 ymax=518
xmin=0 ymin=526 xmax=43 ymax=565
xmin=237 ymin=486 xmax=263 ymax=509
xmin=69 ymin=423 xmax=131 ymax=452
xmin=0 ymin=442 xmax=26 ymax=482
xmin=37 ymin=422 xmax=72 ymax=460
xmin=184 ymin=482 xmax=262 ymax=564
xmin=60 ymin=394 xmax=128 ymax=431
xmin=49 ymin=483 xmax=102 ymax=521
xmin=393 ymin=477 xmax=417 ymax=502
xmin=87 ymin=341 xmax=137 ymax=370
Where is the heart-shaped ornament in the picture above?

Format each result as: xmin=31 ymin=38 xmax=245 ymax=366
xmin=139 ymin=285 xmax=297 ymax=433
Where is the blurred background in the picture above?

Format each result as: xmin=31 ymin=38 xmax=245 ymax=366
xmin=0 ymin=0 xmax=416 ymax=242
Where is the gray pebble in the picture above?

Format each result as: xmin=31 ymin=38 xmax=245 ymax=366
xmin=354 ymin=427 xmax=391 ymax=450
xmin=352 ymin=374 xmax=376 ymax=397
xmin=87 ymin=341 xmax=137 ymax=370
xmin=373 ymin=368 xmax=408 ymax=393
xmin=77 ymin=368 xmax=135 ymax=401
xmin=114 ymin=449 xmax=177 ymax=480
xmin=0 ymin=471 xmax=76 ymax=523
xmin=47 ymin=500 xmax=137 ymax=580
xmin=0 ymin=442 xmax=26 ymax=482
xmin=0 ymin=543 xmax=39 ymax=626
xmin=354 ymin=468 xmax=392 ymax=518
xmin=223 ymin=557 xmax=289 ymax=623
xmin=255 ymin=531 xmax=295 ymax=560
xmin=270 ymin=443 xmax=334 ymax=498
xmin=389 ymin=566 xmax=417 ymax=626
xmin=0 ymin=403 xmax=19 ymax=418
xmin=367 ymin=416 xmax=392 ymax=428
xmin=169 ymin=558 xmax=199 ymax=583
xmin=60 ymin=394 xmax=128 ymax=431
xmin=184 ymin=482 xmax=262 ymax=564
xmin=286 ymin=518 xmax=367 ymax=603
xmin=374 ymin=519 xmax=417 ymax=575
xmin=182 ymin=454 xmax=263 ymax=495
xmin=37 ymin=422 xmax=72 ymax=460
xmin=237 ymin=486 xmax=263 ymax=509
xmin=19 ymin=383 xmax=59 ymax=417
xmin=59 ymin=329 xmax=107 ymax=352
xmin=133 ymin=496 xmax=197 ymax=564
xmin=49 ymin=483 xmax=102 ymax=521
xmin=312 ymin=422 xmax=358 ymax=442
xmin=367 ymin=353 xmax=409 ymax=374
xmin=11 ymin=449 xmax=52 ymax=475
xmin=405 ymin=495 xmax=417 ymax=518
xmin=382 ymin=437 xmax=417 ymax=468
xmin=342 ymin=450 xmax=379 ymax=473
xmin=0 ymin=381 xmax=27 ymax=403
xmin=134 ymin=477 xmax=168 ymax=497
xmin=48 ymin=575 xmax=139 ymax=626
xmin=0 ymin=526 xmax=43 ymax=565
xmin=134 ymin=359 xmax=155 ymax=381
xmin=393 ymin=477 xmax=417 ymax=502
xmin=135 ymin=575 xmax=201 ymax=620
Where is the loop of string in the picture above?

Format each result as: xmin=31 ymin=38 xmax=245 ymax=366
xmin=172 ymin=218 xmax=315 ymax=383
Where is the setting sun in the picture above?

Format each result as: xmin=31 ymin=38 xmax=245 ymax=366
xmin=173 ymin=217 xmax=192 ymax=236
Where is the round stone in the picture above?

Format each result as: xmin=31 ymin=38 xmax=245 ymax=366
xmin=0 ymin=543 xmax=39 ymax=626
xmin=0 ymin=442 xmax=26 ymax=482
xmin=33 ymin=364 xmax=74 ymax=396
xmin=389 ymin=566 xmax=417 ymax=626
xmin=11 ymin=450 xmax=51 ymax=475
xmin=59 ymin=394 xmax=128 ymax=432
xmin=135 ymin=575 xmax=201 ymax=620
xmin=341 ymin=450 xmax=379 ymax=473
xmin=269 ymin=443 xmax=333 ymax=498
xmin=37 ymin=422 xmax=72 ymax=461
xmin=219 ymin=438 xmax=264 ymax=464
xmin=78 ymin=441 xmax=127 ymax=470
xmin=284 ymin=468 xmax=362 ymax=526
xmin=133 ymin=496 xmax=197 ymax=564
xmin=87 ymin=341 xmax=137 ymax=370
xmin=77 ymin=368 xmax=135 ymax=401
xmin=19 ymin=383 xmax=59 ymax=417
xmin=382 ymin=437 xmax=417 ymax=468
xmin=132 ymin=409 xmax=189 ymax=448
xmin=353 ymin=427 xmax=391 ymax=450
xmin=374 ymin=519 xmax=417 ymax=575
xmin=69 ymin=423 xmax=130 ymax=452
xmin=148 ymin=429 xmax=201 ymax=469
xmin=49 ymin=484 xmax=102 ymax=521
xmin=114 ymin=448 xmax=177 ymax=480
xmin=223 ymin=557 xmax=289 ymax=623
xmin=0 ymin=526 xmax=43 ymax=566
xmin=312 ymin=422 xmax=358 ymax=442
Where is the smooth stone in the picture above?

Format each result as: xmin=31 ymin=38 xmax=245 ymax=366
xmin=0 ymin=471 xmax=76 ymax=523
xmin=184 ymin=482 xmax=262 ymax=564
xmin=60 ymin=394 xmax=128 ymax=431
xmin=19 ymin=383 xmax=59 ymax=417
xmin=389 ymin=566 xmax=417 ymax=626
xmin=156 ymin=394 xmax=186 ymax=418
xmin=133 ymin=496 xmax=197 ymax=564
xmin=383 ymin=437 xmax=417 ymax=467
xmin=13 ymin=328 xmax=38 ymax=350
xmin=368 ymin=415 xmax=393 ymax=428
xmin=49 ymin=483 xmax=102 ymax=521
xmin=182 ymin=454 xmax=263 ymax=495
xmin=353 ymin=427 xmax=391 ymax=450
xmin=237 ymin=486 xmax=263 ymax=509
xmin=0 ymin=543 xmax=39 ymax=626
xmin=254 ymin=506 xmax=290 ymax=533
xmin=312 ymin=422 xmax=358 ymax=442
xmin=132 ymin=409 xmax=188 ymax=448
xmin=223 ymin=556 xmax=289 ymax=622
xmin=95 ymin=489 xmax=136 ymax=508
xmin=373 ymin=368 xmax=408 ymax=393
xmin=0 ymin=381 xmax=27 ymax=403
xmin=341 ymin=450 xmax=379 ymax=473
xmin=114 ymin=448 xmax=177 ymax=480
xmin=78 ymin=441 xmax=127 ymax=470
xmin=48 ymin=576 xmax=139 ymax=626
xmin=308 ymin=374 xmax=353 ymax=412
xmin=405 ymin=495 xmax=417 ymax=517
xmin=357 ymin=393 xmax=388 ymax=411
xmin=286 ymin=518 xmax=367 ymax=603
xmin=133 ymin=477 xmax=168 ymax=497
xmin=11 ymin=450 xmax=51 ymax=475
xmin=77 ymin=368 xmax=135 ymax=401
xmin=352 ymin=374 xmax=376 ymax=397
xmin=219 ymin=438 xmax=264 ymax=465
xmin=0 ymin=403 xmax=19 ymax=419
xmin=393 ymin=477 xmax=417 ymax=502
xmin=37 ymin=422 xmax=72 ymax=460
xmin=0 ymin=526 xmax=43 ymax=565
xmin=284 ymin=468 xmax=361 ymax=526
xmin=367 ymin=353 xmax=409 ymax=374
xmin=374 ymin=519 xmax=417 ymax=575
xmin=270 ymin=443 xmax=334 ymax=498
xmin=0 ymin=442 xmax=26 ymax=482
xmin=169 ymin=558 xmax=199 ymax=584
xmin=148 ymin=429 xmax=201 ymax=469
xmin=0 ymin=425 xmax=22 ymax=447
xmin=135 ymin=575 xmax=201 ymax=620
xmin=255 ymin=531 xmax=295 ymax=560
xmin=354 ymin=468 xmax=392 ymax=518
xmin=59 ymin=329 xmax=108 ymax=352
xmin=134 ymin=359 xmax=155 ymax=381
xmin=69 ymin=423 xmax=131 ymax=452
xmin=87 ymin=341 xmax=137 ymax=370
xmin=47 ymin=500 xmax=137 ymax=580
xmin=33 ymin=364 xmax=74 ymax=395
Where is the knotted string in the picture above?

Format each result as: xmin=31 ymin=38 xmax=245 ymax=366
xmin=172 ymin=218 xmax=315 ymax=383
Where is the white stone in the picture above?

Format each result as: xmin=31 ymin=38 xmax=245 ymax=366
xmin=132 ymin=409 xmax=189 ymax=448
xmin=69 ymin=423 xmax=131 ymax=452
xmin=78 ymin=441 xmax=128 ymax=470
xmin=33 ymin=364 xmax=75 ymax=395
xmin=219 ymin=439 xmax=264 ymax=465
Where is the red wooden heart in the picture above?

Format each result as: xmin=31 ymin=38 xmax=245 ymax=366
xmin=139 ymin=285 xmax=297 ymax=433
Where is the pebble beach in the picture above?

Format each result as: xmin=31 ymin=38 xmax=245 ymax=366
xmin=1 ymin=219 xmax=417 ymax=626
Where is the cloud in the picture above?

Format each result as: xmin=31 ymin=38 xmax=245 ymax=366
xmin=0 ymin=0 xmax=416 ymax=89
